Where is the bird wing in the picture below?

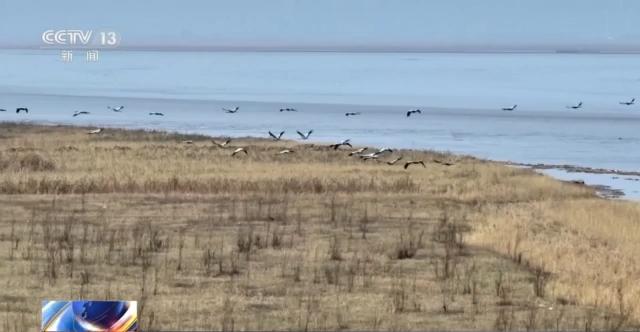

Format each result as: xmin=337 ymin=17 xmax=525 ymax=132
xmin=404 ymin=162 xmax=410 ymax=169
xmin=279 ymin=131 xmax=285 ymax=138
xmin=268 ymin=131 xmax=278 ymax=139
xmin=296 ymin=131 xmax=305 ymax=138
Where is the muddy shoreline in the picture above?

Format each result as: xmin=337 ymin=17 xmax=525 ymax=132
xmin=506 ymin=162 xmax=639 ymax=199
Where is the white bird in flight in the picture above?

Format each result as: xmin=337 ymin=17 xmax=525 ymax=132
xmin=277 ymin=149 xmax=294 ymax=155
xmin=232 ymin=147 xmax=248 ymax=156
xmin=213 ymin=138 xmax=231 ymax=148
xmin=348 ymin=147 xmax=368 ymax=156
xmin=87 ymin=128 xmax=102 ymax=135
xmin=386 ymin=156 xmax=403 ymax=165
xmin=108 ymin=105 xmax=124 ymax=112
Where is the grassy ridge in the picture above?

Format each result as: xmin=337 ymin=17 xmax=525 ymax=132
xmin=0 ymin=122 xmax=637 ymax=331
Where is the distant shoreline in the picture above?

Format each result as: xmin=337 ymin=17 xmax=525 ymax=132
xmin=2 ymin=46 xmax=640 ymax=55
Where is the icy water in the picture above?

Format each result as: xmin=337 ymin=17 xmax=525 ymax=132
xmin=0 ymin=49 xmax=639 ymax=199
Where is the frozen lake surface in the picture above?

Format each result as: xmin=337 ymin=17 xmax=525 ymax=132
xmin=0 ymin=50 xmax=639 ymax=199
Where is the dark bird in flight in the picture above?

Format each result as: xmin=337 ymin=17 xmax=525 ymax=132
xmin=16 ymin=107 xmax=28 ymax=114
xmin=231 ymin=147 xmax=248 ymax=156
xmin=269 ymin=130 xmax=285 ymax=141
xmin=223 ymin=106 xmax=239 ymax=113
xmin=280 ymin=108 xmax=297 ymax=112
xmin=404 ymin=160 xmax=426 ymax=169
xmin=386 ymin=156 xmax=403 ymax=165
xmin=502 ymin=104 xmax=517 ymax=111
xmin=213 ymin=138 xmax=231 ymax=148
xmin=433 ymin=159 xmax=454 ymax=166
xmin=0 ymin=108 xmax=6 ymax=112
xmin=296 ymin=130 xmax=313 ymax=140
xmin=73 ymin=111 xmax=90 ymax=117
xmin=345 ymin=112 xmax=361 ymax=117
xmin=329 ymin=139 xmax=352 ymax=150
xmin=620 ymin=98 xmax=635 ymax=106
xmin=406 ymin=109 xmax=422 ymax=117
xmin=567 ymin=101 xmax=583 ymax=110
xmin=108 ymin=105 xmax=124 ymax=112
xmin=182 ymin=140 xmax=194 ymax=145
xmin=149 ymin=112 xmax=164 ymax=116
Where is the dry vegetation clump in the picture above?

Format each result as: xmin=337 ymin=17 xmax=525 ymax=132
xmin=0 ymin=151 xmax=56 ymax=172
xmin=0 ymin=122 xmax=638 ymax=331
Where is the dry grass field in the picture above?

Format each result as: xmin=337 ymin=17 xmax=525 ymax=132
xmin=0 ymin=122 xmax=639 ymax=331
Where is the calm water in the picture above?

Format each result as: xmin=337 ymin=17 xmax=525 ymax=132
xmin=1 ymin=49 xmax=639 ymax=198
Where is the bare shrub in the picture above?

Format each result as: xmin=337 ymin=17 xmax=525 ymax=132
xmin=393 ymin=224 xmax=424 ymax=260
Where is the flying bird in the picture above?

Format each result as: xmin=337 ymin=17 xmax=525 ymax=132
xmin=16 ymin=107 xmax=28 ymax=114
xmin=348 ymin=147 xmax=368 ymax=156
xmin=406 ymin=109 xmax=422 ymax=117
xmin=223 ymin=106 xmax=239 ymax=113
xmin=359 ymin=153 xmax=380 ymax=161
xmin=386 ymin=156 xmax=403 ymax=165
xmin=404 ymin=160 xmax=426 ymax=169
xmin=433 ymin=159 xmax=454 ymax=166
xmin=620 ymin=98 xmax=635 ymax=106
xmin=567 ymin=101 xmax=583 ymax=110
xmin=375 ymin=148 xmax=393 ymax=155
xmin=73 ymin=111 xmax=90 ymax=117
xmin=87 ymin=128 xmax=102 ymax=135
xmin=149 ymin=112 xmax=164 ymax=116
xmin=0 ymin=108 xmax=6 ymax=112
xmin=213 ymin=138 xmax=231 ymax=148
xmin=502 ymin=104 xmax=517 ymax=111
xmin=108 ymin=105 xmax=124 ymax=112
xmin=280 ymin=108 xmax=297 ymax=112
xmin=296 ymin=130 xmax=313 ymax=140
xmin=269 ymin=130 xmax=285 ymax=141
xmin=277 ymin=149 xmax=294 ymax=155
xmin=231 ymin=147 xmax=248 ymax=156
xmin=345 ymin=112 xmax=361 ymax=117
xmin=329 ymin=139 xmax=352 ymax=150
xmin=182 ymin=140 xmax=194 ymax=145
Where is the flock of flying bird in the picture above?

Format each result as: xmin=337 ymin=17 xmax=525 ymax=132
xmin=2 ymin=97 xmax=636 ymax=169
xmin=0 ymin=104 xmax=451 ymax=170
xmin=500 ymin=98 xmax=636 ymax=112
